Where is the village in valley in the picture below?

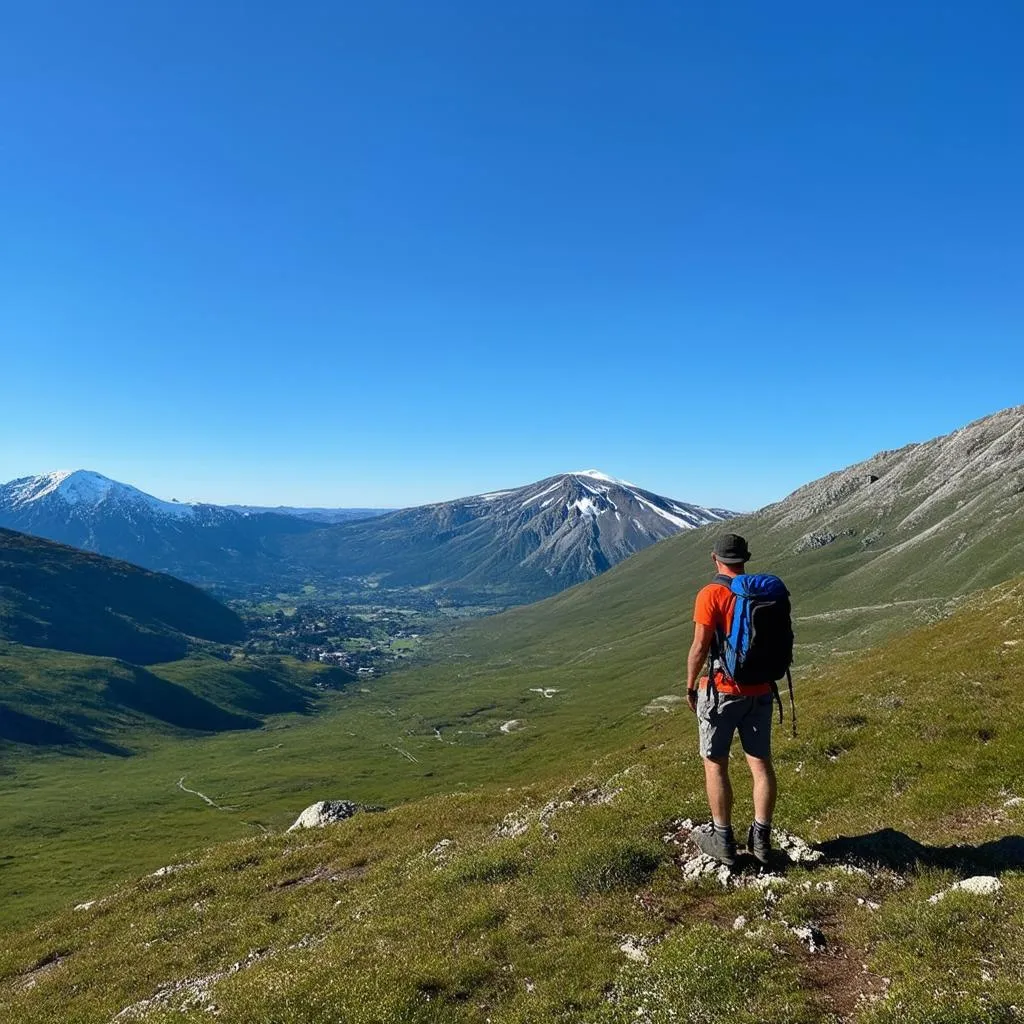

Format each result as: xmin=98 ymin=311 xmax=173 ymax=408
xmin=235 ymin=599 xmax=430 ymax=678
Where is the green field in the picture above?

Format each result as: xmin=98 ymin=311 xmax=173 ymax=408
xmin=2 ymin=577 xmax=1024 ymax=1021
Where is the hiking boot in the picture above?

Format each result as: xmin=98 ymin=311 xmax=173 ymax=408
xmin=747 ymin=823 xmax=772 ymax=865
xmin=691 ymin=823 xmax=737 ymax=867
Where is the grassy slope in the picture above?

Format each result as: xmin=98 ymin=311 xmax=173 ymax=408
xmin=2 ymin=470 xmax=1023 ymax=929
xmin=0 ymin=644 xmax=352 ymax=752
xmin=0 ymin=528 xmax=244 ymax=663
xmin=2 ymin=578 xmax=1024 ymax=1022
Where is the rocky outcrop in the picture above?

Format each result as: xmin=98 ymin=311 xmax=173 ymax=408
xmin=794 ymin=528 xmax=855 ymax=553
xmin=642 ymin=695 xmax=684 ymax=715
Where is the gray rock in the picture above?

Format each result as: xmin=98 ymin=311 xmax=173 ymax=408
xmin=928 ymin=875 xmax=1002 ymax=903
xmin=773 ymin=828 xmax=824 ymax=864
xmin=495 ymin=810 xmax=531 ymax=839
xmin=287 ymin=800 xmax=363 ymax=832
xmin=618 ymin=937 xmax=649 ymax=963
xmin=428 ymin=839 xmax=454 ymax=861
xmin=790 ymin=924 xmax=827 ymax=953
xmin=149 ymin=863 xmax=191 ymax=878
xmin=642 ymin=694 xmax=684 ymax=715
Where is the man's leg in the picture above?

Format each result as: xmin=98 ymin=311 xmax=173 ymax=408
xmin=745 ymin=754 xmax=777 ymax=824
xmin=738 ymin=694 xmax=778 ymax=863
xmin=694 ymin=687 xmax=741 ymax=865
xmin=703 ymin=755 xmax=733 ymax=826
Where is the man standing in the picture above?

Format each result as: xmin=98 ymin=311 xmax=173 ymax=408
xmin=685 ymin=533 xmax=778 ymax=866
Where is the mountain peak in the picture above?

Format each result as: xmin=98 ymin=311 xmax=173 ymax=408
xmin=568 ymin=469 xmax=630 ymax=485
xmin=2 ymin=469 xmax=196 ymax=520
xmin=24 ymin=469 xmax=116 ymax=506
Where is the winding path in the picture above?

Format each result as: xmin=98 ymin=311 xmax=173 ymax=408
xmin=176 ymin=776 xmax=237 ymax=812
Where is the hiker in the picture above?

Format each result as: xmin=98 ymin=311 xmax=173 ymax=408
xmin=684 ymin=533 xmax=793 ymax=867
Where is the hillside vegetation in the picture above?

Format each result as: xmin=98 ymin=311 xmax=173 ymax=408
xmin=0 ymin=528 xmax=353 ymax=756
xmin=0 ymin=528 xmax=244 ymax=662
xmin=3 ymin=576 xmax=1024 ymax=1022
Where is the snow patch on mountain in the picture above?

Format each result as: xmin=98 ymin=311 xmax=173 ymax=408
xmin=521 ymin=480 xmax=563 ymax=508
xmin=571 ymin=469 xmax=637 ymax=487
xmin=633 ymin=493 xmax=702 ymax=530
xmin=571 ymin=497 xmax=603 ymax=517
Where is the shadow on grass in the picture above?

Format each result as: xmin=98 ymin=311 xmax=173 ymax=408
xmin=819 ymin=827 xmax=1024 ymax=874
xmin=106 ymin=668 xmax=261 ymax=732
xmin=0 ymin=706 xmax=132 ymax=756
xmin=0 ymin=705 xmax=78 ymax=746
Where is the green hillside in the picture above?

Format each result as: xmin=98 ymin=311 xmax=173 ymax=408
xmin=0 ymin=529 xmax=354 ymax=755
xmin=0 ymin=644 xmax=350 ymax=753
xmin=1 ymin=410 xmax=1023 ymax=1019
xmin=0 ymin=528 xmax=244 ymax=663
xmin=2 ymin=575 xmax=1023 ymax=1022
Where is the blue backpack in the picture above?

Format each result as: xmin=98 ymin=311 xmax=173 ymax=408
xmin=710 ymin=573 xmax=796 ymax=735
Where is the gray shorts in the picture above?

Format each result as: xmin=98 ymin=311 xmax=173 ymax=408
xmin=697 ymin=687 xmax=774 ymax=760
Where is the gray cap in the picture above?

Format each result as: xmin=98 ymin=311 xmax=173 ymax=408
xmin=713 ymin=533 xmax=751 ymax=564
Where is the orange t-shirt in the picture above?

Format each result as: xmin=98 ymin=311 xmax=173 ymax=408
xmin=693 ymin=581 xmax=772 ymax=696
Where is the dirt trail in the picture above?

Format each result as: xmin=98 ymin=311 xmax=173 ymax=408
xmin=176 ymin=776 xmax=237 ymax=811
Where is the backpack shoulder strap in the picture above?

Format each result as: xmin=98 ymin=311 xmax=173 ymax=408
xmin=706 ymin=575 xmax=736 ymax=694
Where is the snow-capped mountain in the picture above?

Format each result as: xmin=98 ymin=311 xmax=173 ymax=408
xmin=0 ymin=469 xmax=736 ymax=604
xmin=2 ymin=470 xmax=200 ymax=521
xmin=0 ymin=470 xmax=322 ymax=586
xmin=280 ymin=471 xmax=736 ymax=602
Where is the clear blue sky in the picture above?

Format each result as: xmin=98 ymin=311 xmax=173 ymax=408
xmin=2 ymin=2 xmax=1021 ymax=510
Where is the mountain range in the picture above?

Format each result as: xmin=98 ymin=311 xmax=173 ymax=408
xmin=0 ymin=468 xmax=735 ymax=603
xmin=224 ymin=504 xmax=392 ymax=524
xmin=494 ymin=404 xmax=1024 ymax=658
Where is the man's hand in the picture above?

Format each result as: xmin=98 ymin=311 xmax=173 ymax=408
xmin=687 ymin=688 xmax=698 ymax=714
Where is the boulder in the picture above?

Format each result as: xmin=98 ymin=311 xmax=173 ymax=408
xmin=287 ymin=800 xmax=362 ymax=832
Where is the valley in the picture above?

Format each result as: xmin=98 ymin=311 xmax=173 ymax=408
xmin=1 ymin=406 xmax=1023 ymax=1022
xmin=3 ymin=569 xmax=1024 ymax=1021
xmin=6 ymin=11 xmax=1020 ymax=1018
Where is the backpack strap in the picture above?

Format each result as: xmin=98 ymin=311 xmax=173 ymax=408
xmin=706 ymin=575 xmax=738 ymax=710
xmin=786 ymin=668 xmax=796 ymax=738
xmin=768 ymin=671 xmax=797 ymax=738
xmin=708 ymin=573 xmax=734 ymax=686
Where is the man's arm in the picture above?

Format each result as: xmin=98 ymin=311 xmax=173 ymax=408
xmin=686 ymin=622 xmax=715 ymax=713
